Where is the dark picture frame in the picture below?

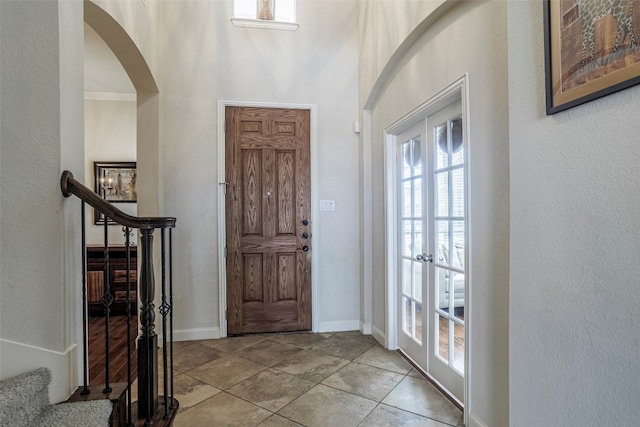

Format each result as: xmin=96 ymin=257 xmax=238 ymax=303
xmin=93 ymin=162 xmax=137 ymax=224
xmin=544 ymin=0 xmax=640 ymax=115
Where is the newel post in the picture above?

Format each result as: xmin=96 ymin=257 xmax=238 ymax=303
xmin=138 ymin=228 xmax=158 ymax=421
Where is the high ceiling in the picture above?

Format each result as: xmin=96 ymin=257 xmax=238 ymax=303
xmin=84 ymin=24 xmax=135 ymax=95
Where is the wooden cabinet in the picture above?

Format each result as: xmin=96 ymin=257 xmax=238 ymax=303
xmin=86 ymin=245 xmax=137 ymax=315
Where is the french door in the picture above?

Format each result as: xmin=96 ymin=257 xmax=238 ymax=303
xmin=397 ymin=98 xmax=466 ymax=402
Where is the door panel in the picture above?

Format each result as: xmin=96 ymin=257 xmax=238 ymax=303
xmin=396 ymin=97 xmax=465 ymax=403
xmin=226 ymin=106 xmax=311 ymax=335
xmin=427 ymin=99 xmax=465 ymax=401
xmin=397 ymin=122 xmax=427 ymax=368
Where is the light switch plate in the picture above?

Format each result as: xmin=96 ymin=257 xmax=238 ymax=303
xmin=319 ymin=200 xmax=335 ymax=211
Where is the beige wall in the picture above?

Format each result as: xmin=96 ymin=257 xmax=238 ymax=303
xmin=160 ymin=0 xmax=361 ymax=336
xmin=0 ymin=0 xmax=85 ymax=402
xmin=357 ymin=0 xmax=446 ymax=109
xmin=508 ymin=2 xmax=640 ymax=425
xmin=84 ymin=98 xmax=138 ymax=245
xmin=358 ymin=1 xmax=509 ymax=426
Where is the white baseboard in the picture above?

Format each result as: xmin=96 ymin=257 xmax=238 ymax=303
xmin=0 ymin=338 xmax=78 ymax=404
xmin=372 ymin=324 xmax=386 ymax=347
xmin=467 ymin=412 xmax=489 ymax=427
xmin=318 ymin=320 xmax=360 ymax=333
xmin=172 ymin=327 xmax=220 ymax=342
xmin=359 ymin=321 xmax=372 ymax=335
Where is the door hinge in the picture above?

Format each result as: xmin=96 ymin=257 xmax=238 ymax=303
xmin=224 ymin=246 xmax=227 ymax=258
xmin=225 ymin=309 xmax=228 ymax=320
xmin=219 ymin=182 xmax=229 ymax=195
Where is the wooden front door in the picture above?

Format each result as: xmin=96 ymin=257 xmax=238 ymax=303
xmin=225 ymin=106 xmax=312 ymax=335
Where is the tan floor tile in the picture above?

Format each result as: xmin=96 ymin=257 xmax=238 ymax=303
xmin=382 ymin=376 xmax=462 ymax=425
xmin=335 ymin=331 xmax=381 ymax=345
xmin=408 ymin=367 xmax=429 ymax=379
xmin=354 ymin=346 xmax=413 ymax=374
xmin=273 ymin=349 xmax=349 ymax=382
xmin=310 ymin=335 xmax=375 ymax=360
xmin=169 ymin=373 xmax=221 ymax=409
xmin=174 ymin=392 xmax=271 ymax=427
xmin=172 ymin=341 xmax=224 ymax=372
xmin=268 ymin=332 xmax=331 ymax=348
xmin=321 ymin=361 xmax=404 ymax=401
xmin=235 ymin=339 xmax=303 ymax=366
xmin=258 ymin=414 xmax=303 ymax=426
xmin=199 ymin=335 xmax=267 ymax=353
xmin=227 ymin=368 xmax=315 ymax=412
xmin=359 ymin=404 xmax=452 ymax=426
xmin=278 ymin=384 xmax=376 ymax=427
xmin=188 ymin=354 xmax=266 ymax=389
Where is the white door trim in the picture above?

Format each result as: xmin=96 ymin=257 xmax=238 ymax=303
xmin=217 ymin=99 xmax=319 ymax=337
xmin=383 ymin=74 xmax=470 ymax=420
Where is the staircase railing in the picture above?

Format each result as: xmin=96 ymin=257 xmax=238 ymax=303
xmin=61 ymin=170 xmax=178 ymax=426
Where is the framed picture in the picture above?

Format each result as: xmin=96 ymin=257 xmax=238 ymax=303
xmin=544 ymin=0 xmax=640 ymax=114
xmin=93 ymin=162 xmax=137 ymax=224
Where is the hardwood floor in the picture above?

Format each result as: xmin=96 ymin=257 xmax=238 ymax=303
xmin=88 ymin=314 xmax=138 ymax=384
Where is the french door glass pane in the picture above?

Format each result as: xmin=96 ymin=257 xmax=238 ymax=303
xmin=436 ymin=221 xmax=449 ymax=265
xmin=413 ymin=221 xmax=423 ymax=258
xmin=411 ymin=139 xmax=422 ymax=176
xmin=453 ymin=323 xmax=465 ymax=374
xmin=451 ymin=118 xmax=464 ymax=166
xmin=452 ymin=168 xmax=464 ymax=217
xmin=402 ymin=220 xmax=412 ymax=256
xmin=435 ymin=124 xmax=448 ymax=169
xmin=452 ymin=273 xmax=464 ymax=321
xmin=401 ymin=143 xmax=412 ymax=178
xmin=402 ymin=180 xmax=412 ymax=217
xmin=403 ymin=297 xmax=411 ymax=335
xmin=452 ymin=221 xmax=465 ymax=269
xmin=436 ymin=266 xmax=449 ymax=309
xmin=436 ymin=172 xmax=449 ymax=217
xmin=402 ymin=258 xmax=412 ymax=296
xmin=414 ymin=263 xmax=423 ymax=302
xmin=413 ymin=179 xmax=422 ymax=217
xmin=438 ymin=314 xmax=449 ymax=361
xmin=415 ymin=302 xmax=423 ymax=343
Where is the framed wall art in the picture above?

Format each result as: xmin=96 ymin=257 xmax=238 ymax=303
xmin=544 ymin=0 xmax=640 ymax=114
xmin=93 ymin=161 xmax=137 ymax=224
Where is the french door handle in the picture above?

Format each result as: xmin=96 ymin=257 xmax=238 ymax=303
xmin=416 ymin=253 xmax=433 ymax=263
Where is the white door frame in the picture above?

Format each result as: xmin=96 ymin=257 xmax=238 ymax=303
xmin=217 ymin=99 xmax=319 ymax=337
xmin=383 ymin=75 xmax=470 ymax=414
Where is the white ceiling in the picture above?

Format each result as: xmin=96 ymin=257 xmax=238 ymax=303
xmin=84 ymin=24 xmax=135 ymax=95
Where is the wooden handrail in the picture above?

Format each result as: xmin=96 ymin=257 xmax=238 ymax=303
xmin=61 ymin=170 xmax=175 ymax=230
xmin=62 ymin=169 xmax=179 ymax=424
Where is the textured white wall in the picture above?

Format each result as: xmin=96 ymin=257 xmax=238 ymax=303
xmin=0 ymin=0 xmax=85 ymax=401
xmin=508 ymin=2 xmax=640 ymax=425
xmin=84 ymin=99 xmax=137 ymax=245
xmin=89 ymin=0 xmax=161 ymax=81
xmin=161 ymin=0 xmax=360 ymax=335
xmin=357 ymin=0 xmax=445 ymax=108
xmin=359 ymin=1 xmax=509 ymax=426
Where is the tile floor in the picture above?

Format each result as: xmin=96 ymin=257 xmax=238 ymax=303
xmin=153 ymin=331 xmax=463 ymax=426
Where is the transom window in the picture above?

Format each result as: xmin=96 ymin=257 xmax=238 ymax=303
xmin=233 ymin=0 xmax=297 ymax=27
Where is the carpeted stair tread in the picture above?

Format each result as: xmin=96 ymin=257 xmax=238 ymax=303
xmin=0 ymin=368 xmax=112 ymax=427
xmin=31 ymin=399 xmax=113 ymax=427
xmin=0 ymin=368 xmax=50 ymax=427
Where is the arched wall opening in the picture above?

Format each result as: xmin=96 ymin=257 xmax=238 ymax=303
xmin=84 ymin=0 xmax=161 ymax=223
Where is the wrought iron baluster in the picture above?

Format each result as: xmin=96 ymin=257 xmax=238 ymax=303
xmin=169 ymin=228 xmax=176 ymax=410
xmin=125 ymin=226 xmax=133 ymax=426
xmin=160 ymin=229 xmax=169 ymax=418
xmin=81 ymin=202 xmax=90 ymax=395
xmin=102 ymin=218 xmax=112 ymax=394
